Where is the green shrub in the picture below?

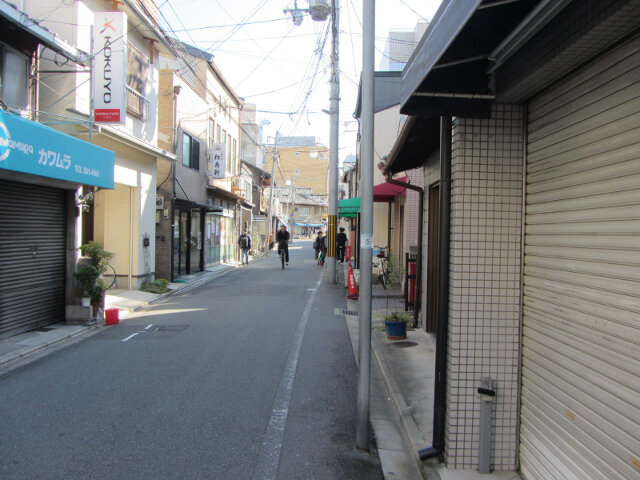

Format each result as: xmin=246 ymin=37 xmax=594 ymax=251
xmin=141 ymin=279 xmax=170 ymax=294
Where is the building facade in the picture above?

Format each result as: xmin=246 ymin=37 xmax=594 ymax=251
xmin=0 ymin=1 xmax=115 ymax=337
xmin=156 ymin=40 xmax=244 ymax=280
xmin=382 ymin=1 xmax=640 ymax=477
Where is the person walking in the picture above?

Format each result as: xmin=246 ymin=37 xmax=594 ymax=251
xmin=313 ymin=230 xmax=323 ymax=263
xmin=336 ymin=227 xmax=347 ymax=264
xmin=238 ymin=229 xmax=252 ymax=265
xmin=314 ymin=231 xmax=328 ymax=266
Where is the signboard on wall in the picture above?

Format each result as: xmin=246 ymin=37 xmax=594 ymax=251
xmin=0 ymin=111 xmax=114 ymax=189
xmin=93 ymin=12 xmax=127 ymax=123
xmin=208 ymin=143 xmax=226 ymax=178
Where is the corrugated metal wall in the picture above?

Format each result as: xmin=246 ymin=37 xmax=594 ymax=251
xmin=0 ymin=179 xmax=67 ymax=339
xmin=521 ymin=35 xmax=640 ymax=480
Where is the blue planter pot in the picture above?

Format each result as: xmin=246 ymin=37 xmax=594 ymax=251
xmin=385 ymin=321 xmax=407 ymax=340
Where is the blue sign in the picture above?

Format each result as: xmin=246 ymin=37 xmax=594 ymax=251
xmin=0 ymin=111 xmax=114 ymax=189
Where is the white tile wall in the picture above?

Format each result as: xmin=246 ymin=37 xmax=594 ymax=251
xmin=445 ymin=104 xmax=523 ymax=470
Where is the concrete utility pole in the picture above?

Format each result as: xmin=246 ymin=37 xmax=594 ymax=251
xmin=356 ymin=0 xmax=374 ymax=452
xmin=327 ymin=0 xmax=340 ymax=284
xmin=266 ymin=132 xmax=279 ymax=249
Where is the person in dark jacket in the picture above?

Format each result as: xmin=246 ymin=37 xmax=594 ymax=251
xmin=313 ymin=230 xmax=323 ymax=263
xmin=314 ymin=231 xmax=328 ymax=266
xmin=276 ymin=225 xmax=290 ymax=264
xmin=336 ymin=227 xmax=348 ymax=264
xmin=238 ymin=229 xmax=252 ymax=265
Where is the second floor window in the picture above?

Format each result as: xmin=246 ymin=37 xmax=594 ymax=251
xmin=182 ymin=133 xmax=199 ymax=170
xmin=126 ymin=42 xmax=150 ymax=120
xmin=0 ymin=44 xmax=28 ymax=110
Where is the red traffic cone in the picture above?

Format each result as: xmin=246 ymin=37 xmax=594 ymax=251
xmin=347 ymin=262 xmax=359 ymax=300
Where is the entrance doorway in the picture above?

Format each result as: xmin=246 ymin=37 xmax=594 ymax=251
xmin=173 ymin=208 xmax=203 ymax=277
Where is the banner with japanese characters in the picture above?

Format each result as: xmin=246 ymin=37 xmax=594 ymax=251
xmin=93 ymin=12 xmax=127 ymax=123
xmin=208 ymin=143 xmax=226 ymax=178
xmin=0 ymin=111 xmax=114 ymax=189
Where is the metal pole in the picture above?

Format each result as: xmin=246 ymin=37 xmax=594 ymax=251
xmin=356 ymin=0 xmax=374 ymax=452
xmin=267 ymin=132 xmax=278 ymax=249
xmin=327 ymin=0 xmax=340 ymax=284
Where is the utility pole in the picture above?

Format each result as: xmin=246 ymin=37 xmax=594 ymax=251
xmin=356 ymin=0 xmax=374 ymax=452
xmin=266 ymin=132 xmax=279 ymax=249
xmin=327 ymin=0 xmax=340 ymax=284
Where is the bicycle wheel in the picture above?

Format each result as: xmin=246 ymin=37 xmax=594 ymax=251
xmin=380 ymin=271 xmax=387 ymax=289
xmin=102 ymin=264 xmax=117 ymax=289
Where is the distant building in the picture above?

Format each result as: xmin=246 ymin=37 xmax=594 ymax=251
xmin=379 ymin=21 xmax=429 ymax=71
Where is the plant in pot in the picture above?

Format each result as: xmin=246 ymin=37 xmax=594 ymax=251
xmin=383 ymin=311 xmax=412 ymax=340
xmin=75 ymin=241 xmax=114 ymax=312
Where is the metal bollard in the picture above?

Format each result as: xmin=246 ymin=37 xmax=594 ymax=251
xmin=478 ymin=377 xmax=496 ymax=474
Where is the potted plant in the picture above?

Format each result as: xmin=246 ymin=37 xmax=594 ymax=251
xmin=75 ymin=241 xmax=114 ymax=313
xmin=383 ymin=311 xmax=412 ymax=340
xmin=74 ymin=263 xmax=100 ymax=307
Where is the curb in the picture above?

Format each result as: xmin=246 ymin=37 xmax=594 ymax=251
xmin=372 ymin=335 xmax=428 ymax=472
xmin=0 ymin=325 xmax=95 ymax=369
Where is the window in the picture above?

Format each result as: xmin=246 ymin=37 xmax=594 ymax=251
xmin=294 ymin=152 xmax=300 ymax=157
xmin=182 ymin=133 xmax=199 ymax=170
xmin=227 ymin=133 xmax=232 ymax=175
xmin=126 ymin=42 xmax=150 ymax=120
xmin=209 ymin=119 xmax=215 ymax=150
xmin=0 ymin=44 xmax=28 ymax=110
xmin=297 ymin=207 xmax=310 ymax=216
xmin=216 ymin=125 xmax=222 ymax=143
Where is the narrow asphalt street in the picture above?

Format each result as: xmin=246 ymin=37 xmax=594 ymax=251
xmin=0 ymin=240 xmax=383 ymax=479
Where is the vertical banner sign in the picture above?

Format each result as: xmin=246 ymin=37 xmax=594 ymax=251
xmin=93 ymin=12 xmax=127 ymax=123
xmin=208 ymin=143 xmax=226 ymax=178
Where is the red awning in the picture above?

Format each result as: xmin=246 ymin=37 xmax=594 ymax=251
xmin=373 ymin=175 xmax=408 ymax=202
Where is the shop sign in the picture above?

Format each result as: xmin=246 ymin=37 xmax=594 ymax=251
xmin=208 ymin=143 xmax=226 ymax=178
xmin=93 ymin=12 xmax=127 ymax=123
xmin=0 ymin=111 xmax=114 ymax=188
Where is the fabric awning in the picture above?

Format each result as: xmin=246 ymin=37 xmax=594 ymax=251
xmin=293 ymin=222 xmax=325 ymax=227
xmin=339 ymin=197 xmax=360 ymax=217
xmin=373 ymin=175 xmax=408 ymax=202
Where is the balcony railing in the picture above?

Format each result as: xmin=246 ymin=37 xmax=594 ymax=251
xmin=126 ymin=86 xmax=149 ymax=121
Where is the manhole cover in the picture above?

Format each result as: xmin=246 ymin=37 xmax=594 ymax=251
xmin=391 ymin=341 xmax=418 ymax=348
xmin=155 ymin=325 xmax=189 ymax=332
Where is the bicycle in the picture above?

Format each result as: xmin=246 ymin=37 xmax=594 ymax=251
xmin=278 ymin=240 xmax=289 ymax=269
xmin=375 ymin=246 xmax=390 ymax=289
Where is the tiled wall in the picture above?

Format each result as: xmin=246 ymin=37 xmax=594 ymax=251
xmin=446 ymin=104 xmax=523 ymax=470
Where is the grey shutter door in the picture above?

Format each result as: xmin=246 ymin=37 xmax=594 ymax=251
xmin=521 ymin=35 xmax=640 ymax=480
xmin=0 ymin=179 xmax=67 ymax=339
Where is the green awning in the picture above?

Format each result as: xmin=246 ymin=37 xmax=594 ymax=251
xmin=338 ymin=197 xmax=360 ymax=217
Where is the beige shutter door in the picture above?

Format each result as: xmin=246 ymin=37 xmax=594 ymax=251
xmin=522 ymin=34 xmax=640 ymax=480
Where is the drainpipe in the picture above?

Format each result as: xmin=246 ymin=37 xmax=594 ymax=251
xmin=418 ymin=115 xmax=452 ymax=460
xmin=383 ymin=177 xmax=423 ymax=326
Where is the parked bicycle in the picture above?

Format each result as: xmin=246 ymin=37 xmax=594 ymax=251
xmin=101 ymin=262 xmax=117 ymax=289
xmin=374 ymin=246 xmax=390 ymax=289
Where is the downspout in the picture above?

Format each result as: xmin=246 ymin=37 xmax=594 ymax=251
xmin=383 ymin=177 xmax=423 ymax=326
xmin=419 ymin=115 xmax=452 ymax=460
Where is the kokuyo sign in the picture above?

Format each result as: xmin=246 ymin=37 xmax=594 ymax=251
xmin=93 ymin=12 xmax=127 ymax=123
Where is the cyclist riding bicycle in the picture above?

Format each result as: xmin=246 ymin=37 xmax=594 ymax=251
xmin=276 ymin=225 xmax=290 ymax=265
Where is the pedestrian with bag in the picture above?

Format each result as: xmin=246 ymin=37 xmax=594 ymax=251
xmin=238 ymin=229 xmax=252 ymax=265
xmin=336 ymin=227 xmax=347 ymax=264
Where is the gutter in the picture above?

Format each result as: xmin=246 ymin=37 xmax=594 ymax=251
xmin=419 ymin=115 xmax=452 ymax=460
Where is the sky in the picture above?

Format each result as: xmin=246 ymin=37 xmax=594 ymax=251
xmin=157 ymin=0 xmax=443 ymax=163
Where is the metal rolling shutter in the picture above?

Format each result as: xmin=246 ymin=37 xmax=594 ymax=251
xmin=521 ymin=35 xmax=640 ymax=480
xmin=0 ymin=179 xmax=67 ymax=339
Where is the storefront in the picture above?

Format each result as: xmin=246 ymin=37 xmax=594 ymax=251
xmin=0 ymin=111 xmax=114 ymax=339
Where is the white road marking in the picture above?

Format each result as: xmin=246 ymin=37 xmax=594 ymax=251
xmin=252 ymin=275 xmax=322 ymax=480
xmin=121 ymin=333 xmax=139 ymax=342
xmin=145 ymin=324 xmax=153 ymax=330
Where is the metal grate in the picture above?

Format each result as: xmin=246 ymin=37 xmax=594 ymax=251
xmin=335 ymin=308 xmax=359 ymax=317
